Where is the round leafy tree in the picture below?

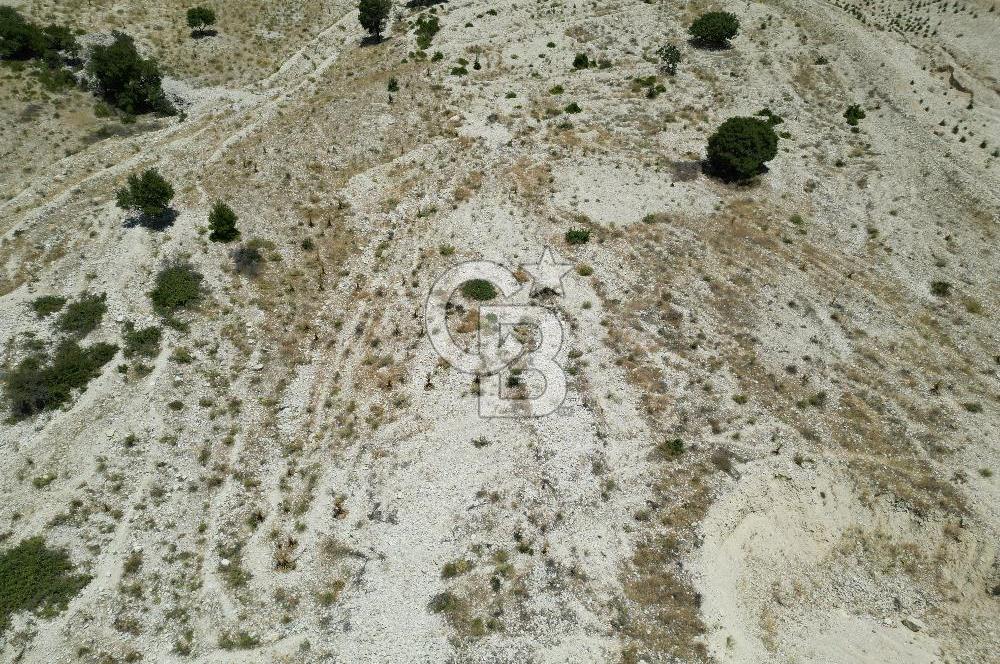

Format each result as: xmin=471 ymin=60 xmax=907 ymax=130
xmin=706 ymin=117 xmax=779 ymax=181
xmin=689 ymin=12 xmax=739 ymax=48
xmin=117 ymin=169 xmax=175 ymax=219
xmin=208 ymin=201 xmax=239 ymax=242
xmin=358 ymin=0 xmax=392 ymax=40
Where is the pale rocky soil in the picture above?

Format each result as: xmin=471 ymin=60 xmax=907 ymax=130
xmin=0 ymin=0 xmax=998 ymax=663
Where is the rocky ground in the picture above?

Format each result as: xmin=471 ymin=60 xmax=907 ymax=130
xmin=0 ymin=0 xmax=997 ymax=662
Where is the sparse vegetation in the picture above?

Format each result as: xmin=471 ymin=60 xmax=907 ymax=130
xmin=565 ymin=228 xmax=590 ymax=244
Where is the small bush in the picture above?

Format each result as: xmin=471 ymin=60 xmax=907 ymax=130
xmin=657 ymin=44 xmax=681 ymax=75
xmin=441 ymin=559 xmax=473 ymax=579
xmin=186 ymin=7 xmax=216 ymax=33
xmin=149 ymin=262 xmax=203 ymax=313
xmin=88 ymin=31 xmax=174 ymax=115
xmin=358 ymin=0 xmax=392 ymax=40
xmin=705 ymin=117 xmax=779 ymax=181
xmin=414 ymin=13 xmax=439 ymax=49
xmin=208 ymin=201 xmax=239 ymax=242
xmin=689 ymin=12 xmax=739 ymax=48
xmin=31 ymin=295 xmax=67 ymax=318
xmin=844 ymin=104 xmax=866 ymax=126
xmin=565 ymin=228 xmax=590 ymax=244
xmin=117 ymin=169 xmax=174 ymax=220
xmin=564 ymin=101 xmax=582 ymax=113
xmin=0 ymin=537 xmax=90 ymax=633
xmin=572 ymin=53 xmax=590 ymax=69
xmin=461 ymin=279 xmax=497 ymax=301
xmin=122 ymin=323 xmax=162 ymax=358
xmin=56 ymin=293 xmax=107 ymax=337
xmin=3 ymin=340 xmax=118 ymax=419
xmin=930 ymin=281 xmax=951 ymax=297
xmin=387 ymin=76 xmax=399 ymax=92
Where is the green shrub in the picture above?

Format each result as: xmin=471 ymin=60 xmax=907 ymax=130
xmin=358 ymin=0 xmax=392 ymax=40
xmin=414 ymin=13 xmax=439 ymax=49
xmin=844 ymin=104 xmax=866 ymax=126
xmin=657 ymin=44 xmax=681 ymax=75
xmin=122 ymin=323 xmax=162 ymax=358
xmin=149 ymin=262 xmax=203 ymax=313
xmin=706 ymin=117 xmax=779 ymax=181
xmin=461 ymin=279 xmax=497 ymax=301
xmin=0 ymin=537 xmax=90 ymax=633
xmin=117 ymin=169 xmax=174 ymax=220
xmin=564 ymin=101 xmax=582 ymax=113
xmin=88 ymin=31 xmax=174 ymax=115
xmin=41 ymin=24 xmax=78 ymax=57
xmin=31 ymin=295 xmax=67 ymax=317
xmin=689 ymin=11 xmax=739 ymax=48
xmin=565 ymin=228 xmax=590 ymax=244
xmin=930 ymin=280 xmax=951 ymax=297
xmin=0 ymin=6 xmax=47 ymax=60
xmin=3 ymin=340 xmax=118 ymax=419
xmin=208 ymin=201 xmax=239 ymax=242
xmin=756 ymin=108 xmax=784 ymax=125
xmin=387 ymin=76 xmax=399 ymax=92
xmin=572 ymin=53 xmax=590 ymax=69
xmin=186 ymin=7 xmax=216 ymax=33
xmin=56 ymin=293 xmax=107 ymax=337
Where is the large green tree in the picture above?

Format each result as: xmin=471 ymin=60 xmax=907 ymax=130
xmin=689 ymin=12 xmax=740 ymax=48
xmin=88 ymin=31 xmax=174 ymax=114
xmin=706 ymin=117 xmax=779 ymax=181
xmin=358 ymin=0 xmax=392 ymax=40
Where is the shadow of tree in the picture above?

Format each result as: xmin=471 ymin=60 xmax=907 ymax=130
xmin=124 ymin=208 xmax=178 ymax=231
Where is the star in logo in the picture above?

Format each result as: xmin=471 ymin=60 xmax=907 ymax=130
xmin=520 ymin=246 xmax=572 ymax=296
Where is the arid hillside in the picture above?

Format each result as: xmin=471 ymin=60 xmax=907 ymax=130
xmin=0 ymin=1 xmax=997 ymax=663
